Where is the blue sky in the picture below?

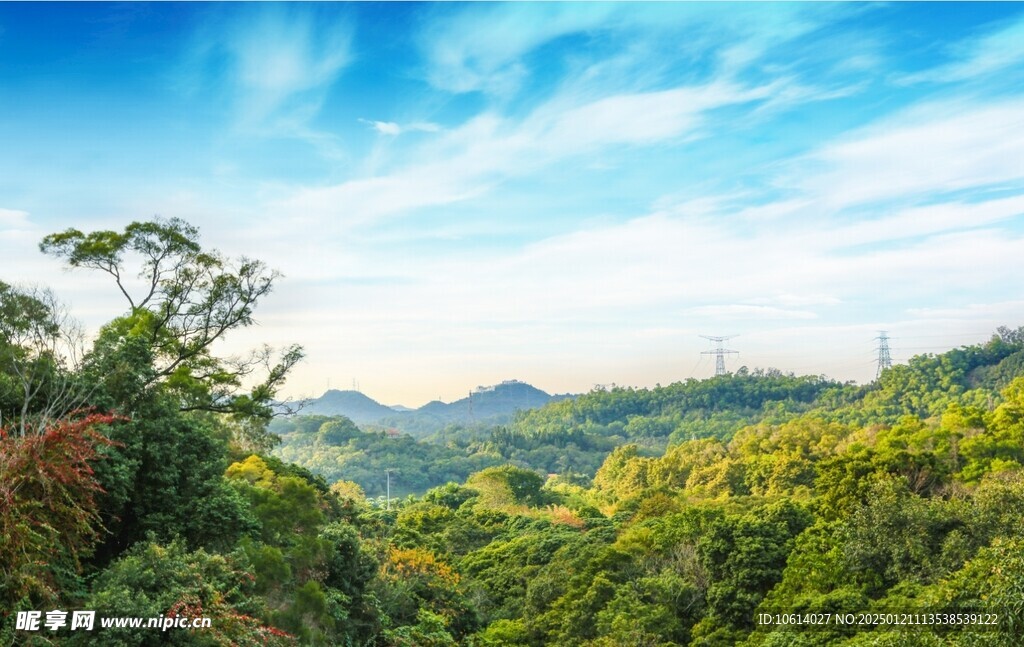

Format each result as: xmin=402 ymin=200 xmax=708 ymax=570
xmin=2 ymin=3 xmax=1024 ymax=405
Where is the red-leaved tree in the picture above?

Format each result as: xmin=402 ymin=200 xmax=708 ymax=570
xmin=0 ymin=412 xmax=118 ymax=611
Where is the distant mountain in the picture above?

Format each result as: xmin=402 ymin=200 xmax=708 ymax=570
xmin=432 ymin=380 xmax=559 ymax=422
xmin=299 ymin=389 xmax=397 ymax=424
xmin=296 ymin=380 xmax=574 ymax=432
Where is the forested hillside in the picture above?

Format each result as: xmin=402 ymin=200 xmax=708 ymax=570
xmin=277 ymin=335 xmax=1024 ymax=496
xmin=273 ymin=371 xmax=843 ymax=492
xmin=3 ymin=219 xmax=1024 ymax=646
xmin=265 ymin=327 xmax=1024 ymax=646
xmin=270 ymin=415 xmax=503 ymax=497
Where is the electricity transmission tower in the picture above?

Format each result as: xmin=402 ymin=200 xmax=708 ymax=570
xmin=875 ymin=331 xmax=893 ymax=379
xmin=700 ymin=335 xmax=738 ymax=377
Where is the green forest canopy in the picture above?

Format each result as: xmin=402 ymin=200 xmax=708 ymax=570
xmin=2 ymin=219 xmax=1024 ymax=646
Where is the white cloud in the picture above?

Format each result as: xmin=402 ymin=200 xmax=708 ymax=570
xmin=905 ymin=300 xmax=1024 ymax=320
xmin=747 ymin=294 xmax=842 ymax=307
xmin=183 ymin=6 xmax=352 ymax=136
xmin=804 ymin=194 xmax=1024 ymax=250
xmin=278 ymin=79 xmax=770 ymax=227
xmin=364 ymin=120 xmax=401 ymax=136
xmin=229 ymin=8 xmax=350 ymax=122
xmin=0 ymin=208 xmax=30 ymax=230
xmin=242 ymin=186 xmax=1024 ymax=399
xmin=687 ymin=305 xmax=818 ymax=320
xmin=900 ymin=14 xmax=1024 ymax=85
xmin=28 ymin=4 xmax=1022 ymax=403
xmin=396 ymin=203 xmax=1024 ymax=328
xmin=529 ymin=81 xmax=766 ymax=152
xmin=418 ymin=3 xmax=833 ymax=95
xmin=419 ymin=3 xmax=618 ymax=94
xmin=408 ymin=122 xmax=442 ymax=134
xmin=280 ymin=167 xmax=492 ymax=230
xmin=359 ymin=119 xmax=442 ymax=136
xmin=795 ymin=97 xmax=1024 ymax=209
xmin=734 ymin=199 xmax=811 ymax=222
xmin=206 ymin=62 xmax=1024 ymax=402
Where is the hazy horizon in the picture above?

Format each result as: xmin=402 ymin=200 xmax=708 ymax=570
xmin=3 ymin=3 xmax=1023 ymax=406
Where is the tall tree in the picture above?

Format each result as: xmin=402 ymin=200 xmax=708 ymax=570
xmin=40 ymin=218 xmax=302 ymax=442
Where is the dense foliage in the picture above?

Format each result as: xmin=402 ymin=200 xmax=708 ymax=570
xmin=272 ymin=372 xmax=841 ymax=493
xmin=271 ymin=416 xmax=504 ymax=498
xmin=3 ymin=219 xmax=1023 ymax=645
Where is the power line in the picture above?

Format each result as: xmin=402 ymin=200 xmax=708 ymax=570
xmin=685 ymin=352 xmax=706 ymax=378
xmin=700 ymin=335 xmax=738 ymax=377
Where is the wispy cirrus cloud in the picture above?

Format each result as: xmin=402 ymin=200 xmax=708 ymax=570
xmin=417 ymin=3 xmax=618 ymax=95
xmin=392 ymin=91 xmax=1024 ymax=328
xmin=185 ymin=5 xmax=352 ymax=135
xmin=359 ymin=119 xmax=442 ymax=137
xmin=232 ymin=8 xmax=1024 ymax=395
xmin=811 ymin=194 xmax=1024 ymax=249
xmin=282 ymin=170 xmax=491 ymax=229
xmin=416 ymin=3 xmax=838 ymax=96
xmin=899 ymin=13 xmax=1024 ymax=85
xmin=791 ymin=97 xmax=1024 ymax=210
xmin=253 ymin=198 xmax=1024 ymax=385
xmin=227 ymin=8 xmax=351 ymax=126
xmin=8 ymin=3 xmax=1024 ymax=400
xmin=524 ymin=81 xmax=770 ymax=152
xmin=278 ymin=79 xmax=772 ymax=227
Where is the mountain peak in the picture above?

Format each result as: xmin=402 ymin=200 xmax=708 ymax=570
xmin=297 ymin=380 xmax=570 ymax=431
xmin=302 ymin=389 xmax=395 ymax=423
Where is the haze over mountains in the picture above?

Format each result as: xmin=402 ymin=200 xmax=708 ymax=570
xmin=298 ymin=379 xmax=572 ymax=432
